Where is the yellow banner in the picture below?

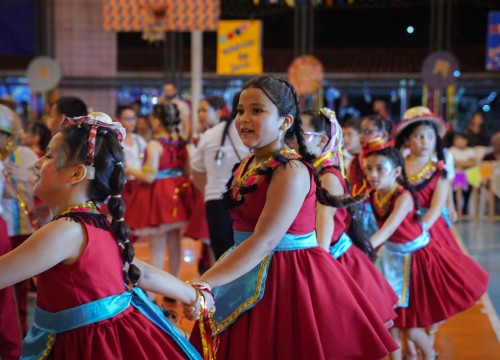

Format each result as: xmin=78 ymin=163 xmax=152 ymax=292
xmin=217 ymin=20 xmax=263 ymax=75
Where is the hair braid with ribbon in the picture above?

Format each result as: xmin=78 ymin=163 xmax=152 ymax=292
xmin=61 ymin=112 xmax=141 ymax=286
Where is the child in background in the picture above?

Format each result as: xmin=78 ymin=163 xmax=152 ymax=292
xmin=0 ymin=112 xmax=203 ymax=359
xmin=341 ymin=117 xmax=362 ymax=170
xmin=300 ymin=107 xmax=398 ymax=328
xmin=0 ymin=104 xmax=38 ymax=335
xmin=20 ymin=121 xmax=52 ymax=158
xmin=364 ymin=140 xmax=488 ymax=360
xmin=125 ymin=104 xmax=193 ymax=296
xmin=448 ymin=131 xmax=478 ymax=215
xmin=184 ymin=75 xmax=398 ymax=359
xmin=117 ymin=105 xmax=147 ymax=243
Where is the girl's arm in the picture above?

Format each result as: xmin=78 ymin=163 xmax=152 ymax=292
xmin=192 ymin=169 xmax=207 ymax=194
xmin=370 ymin=192 xmax=413 ymax=248
xmin=0 ymin=219 xmax=87 ymax=289
xmin=126 ymin=141 xmax=161 ymax=183
xmin=445 ymin=180 xmax=458 ymax=223
xmin=133 ymin=259 xmax=197 ymax=304
xmin=199 ymin=160 xmax=310 ymax=287
xmin=182 ymin=149 xmax=191 ymax=178
xmin=316 ymin=172 xmax=344 ymax=251
xmin=422 ymin=176 xmax=448 ymax=229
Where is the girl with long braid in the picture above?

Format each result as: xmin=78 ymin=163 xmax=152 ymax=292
xmin=0 ymin=112 xmax=203 ymax=359
xmin=364 ymin=139 xmax=488 ymax=360
xmin=299 ymin=107 xmax=398 ymax=328
xmin=125 ymin=104 xmax=193 ymax=294
xmin=184 ymin=75 xmax=398 ymax=359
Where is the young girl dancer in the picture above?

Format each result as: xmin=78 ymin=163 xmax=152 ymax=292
xmin=300 ymin=107 xmax=398 ymax=327
xmin=364 ymin=139 xmax=488 ymax=360
xmin=395 ymin=106 xmax=462 ymax=255
xmin=0 ymin=112 xmax=203 ymax=359
xmin=184 ymin=75 xmax=398 ymax=359
xmin=125 ymin=104 xmax=193 ymax=285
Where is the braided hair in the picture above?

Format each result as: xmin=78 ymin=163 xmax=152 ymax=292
xmin=60 ymin=124 xmax=141 ymax=286
xmin=152 ymin=103 xmax=185 ymax=146
xmin=362 ymin=114 xmax=393 ymax=141
xmin=241 ymin=75 xmax=363 ymax=208
xmin=365 ymin=146 xmax=422 ymax=222
xmin=395 ymin=120 xmax=447 ymax=179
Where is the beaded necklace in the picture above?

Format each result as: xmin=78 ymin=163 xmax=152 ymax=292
xmin=374 ymin=182 xmax=401 ymax=210
xmin=407 ymin=160 xmax=436 ymax=186
xmin=52 ymin=200 xmax=109 ymax=230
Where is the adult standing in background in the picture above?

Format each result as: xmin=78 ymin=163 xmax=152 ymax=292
xmin=49 ymin=96 xmax=88 ymax=136
xmin=163 ymin=83 xmax=191 ymax=141
xmin=190 ymin=92 xmax=250 ymax=260
xmin=464 ymin=112 xmax=490 ymax=147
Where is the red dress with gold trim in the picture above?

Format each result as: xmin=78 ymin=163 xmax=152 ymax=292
xmin=318 ymin=162 xmax=398 ymax=326
xmin=125 ymin=138 xmax=194 ymax=234
xmin=190 ymin=150 xmax=398 ymax=360
xmin=371 ymin=189 xmax=488 ymax=328
xmin=408 ymin=162 xmax=462 ymax=254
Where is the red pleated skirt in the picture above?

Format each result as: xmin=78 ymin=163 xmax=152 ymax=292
xmin=428 ymin=216 xmax=463 ymax=254
xmin=191 ymin=247 xmax=399 ymax=360
xmin=337 ymin=245 xmax=398 ymax=325
xmin=48 ymin=307 xmax=188 ymax=359
xmin=184 ymin=191 xmax=209 ymax=240
xmin=394 ymin=239 xmax=488 ymax=328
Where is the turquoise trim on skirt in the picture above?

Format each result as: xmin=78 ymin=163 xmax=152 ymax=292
xmin=213 ymin=231 xmax=317 ymax=332
xmin=21 ymin=287 xmax=201 ymax=360
xmin=376 ymin=232 xmax=430 ymax=308
xmin=329 ymin=232 xmax=353 ymax=259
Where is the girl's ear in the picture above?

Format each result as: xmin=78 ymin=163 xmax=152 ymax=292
xmin=279 ymin=115 xmax=294 ymax=131
xmin=69 ymin=164 xmax=88 ymax=185
xmin=381 ymin=131 xmax=390 ymax=141
xmin=394 ymin=165 xmax=402 ymax=179
xmin=319 ymin=134 xmax=330 ymax=149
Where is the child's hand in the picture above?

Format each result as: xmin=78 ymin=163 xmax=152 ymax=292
xmin=182 ymin=286 xmax=215 ymax=321
xmin=4 ymin=162 xmax=34 ymax=182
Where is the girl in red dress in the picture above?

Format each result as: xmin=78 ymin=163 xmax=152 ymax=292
xmin=0 ymin=112 xmax=202 ymax=359
xmin=364 ymin=140 xmax=488 ymax=360
xmin=394 ymin=107 xmax=463 ymax=355
xmin=125 ymin=104 xmax=193 ymax=285
xmin=184 ymin=75 xmax=398 ymax=359
xmin=300 ymin=107 xmax=398 ymax=327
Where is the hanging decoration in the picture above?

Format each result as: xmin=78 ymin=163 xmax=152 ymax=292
xmin=103 ymin=0 xmax=220 ymax=37
xmin=287 ymin=55 xmax=324 ymax=96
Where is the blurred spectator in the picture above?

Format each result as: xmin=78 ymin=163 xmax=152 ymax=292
xmin=482 ymin=132 xmax=500 ymax=161
xmin=449 ymin=132 xmax=477 ymax=215
xmin=49 ymin=96 xmax=87 ymax=135
xmin=20 ymin=122 xmax=51 ymax=157
xmin=464 ymin=112 xmax=490 ymax=147
xmin=341 ymin=117 xmax=362 ymax=170
xmin=162 ymin=83 xmax=191 ymax=140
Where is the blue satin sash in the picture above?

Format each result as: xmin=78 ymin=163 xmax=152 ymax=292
xmin=420 ymin=207 xmax=452 ymax=228
xmin=213 ymin=231 xmax=317 ymax=332
xmin=329 ymin=232 xmax=353 ymax=259
xmin=376 ymin=231 xmax=430 ymax=308
xmin=156 ymin=168 xmax=182 ymax=179
xmin=21 ymin=287 xmax=201 ymax=360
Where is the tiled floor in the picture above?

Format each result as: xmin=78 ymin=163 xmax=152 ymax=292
xmin=25 ymin=221 xmax=500 ymax=359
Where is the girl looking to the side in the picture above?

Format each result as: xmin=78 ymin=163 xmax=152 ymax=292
xmin=300 ymin=108 xmax=398 ymax=328
xmin=364 ymin=139 xmax=488 ymax=360
xmin=184 ymin=75 xmax=398 ymax=360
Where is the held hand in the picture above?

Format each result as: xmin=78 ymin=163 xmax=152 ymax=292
xmin=182 ymin=282 xmax=216 ymax=321
xmin=448 ymin=208 xmax=458 ymax=223
xmin=4 ymin=162 xmax=34 ymax=182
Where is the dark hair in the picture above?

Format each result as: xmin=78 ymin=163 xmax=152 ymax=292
xmin=55 ymin=97 xmax=88 ymax=118
xmin=365 ymin=146 xmax=422 ymax=222
xmin=60 ymin=123 xmax=140 ymax=286
xmin=362 ymin=114 xmax=392 ymax=139
xmin=394 ymin=120 xmax=447 ymax=178
xmin=116 ymin=105 xmax=135 ymax=119
xmin=241 ymin=75 xmax=363 ymax=208
xmin=26 ymin=121 xmax=51 ymax=153
xmin=342 ymin=117 xmax=362 ymax=132
xmin=203 ymin=96 xmax=225 ymax=111
xmin=152 ymin=103 xmax=184 ymax=145
xmin=230 ymin=92 xmax=241 ymax=120
xmin=453 ymin=131 xmax=469 ymax=141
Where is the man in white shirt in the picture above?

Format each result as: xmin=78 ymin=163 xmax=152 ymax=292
xmin=191 ymin=117 xmax=250 ymax=259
